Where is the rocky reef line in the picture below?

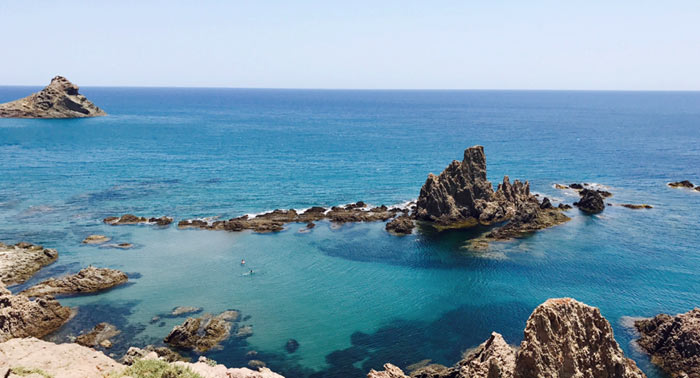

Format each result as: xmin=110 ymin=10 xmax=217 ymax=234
xmin=0 ymin=76 xmax=106 ymax=118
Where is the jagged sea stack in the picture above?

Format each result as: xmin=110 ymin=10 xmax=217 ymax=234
xmin=0 ymin=76 xmax=106 ymax=118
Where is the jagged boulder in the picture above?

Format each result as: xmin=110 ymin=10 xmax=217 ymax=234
xmin=0 ymin=242 xmax=58 ymax=286
xmin=573 ymin=188 xmax=605 ymax=214
xmin=368 ymin=298 xmax=644 ymax=378
xmin=386 ymin=215 xmax=415 ymax=235
xmin=514 ymin=298 xmax=644 ymax=378
xmin=20 ymin=266 xmax=128 ymax=297
xmin=634 ymin=308 xmax=700 ymax=377
xmin=75 ymin=322 xmax=121 ymax=348
xmin=0 ymin=76 xmax=106 ymax=118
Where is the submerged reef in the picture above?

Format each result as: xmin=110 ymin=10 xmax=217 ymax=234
xmin=0 ymin=76 xmax=106 ymax=118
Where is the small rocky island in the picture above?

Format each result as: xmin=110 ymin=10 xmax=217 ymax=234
xmin=0 ymin=76 xmax=106 ymax=118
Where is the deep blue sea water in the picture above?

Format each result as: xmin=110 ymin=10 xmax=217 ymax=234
xmin=1 ymin=87 xmax=700 ymax=377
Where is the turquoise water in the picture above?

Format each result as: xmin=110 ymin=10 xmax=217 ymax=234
xmin=1 ymin=87 xmax=700 ymax=377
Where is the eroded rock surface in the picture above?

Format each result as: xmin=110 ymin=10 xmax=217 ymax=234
xmin=0 ymin=242 xmax=58 ymax=286
xmin=369 ymin=298 xmax=644 ymax=378
xmin=574 ymin=188 xmax=605 ymax=214
xmin=415 ymin=146 xmax=570 ymax=246
xmin=515 ymin=298 xmax=644 ymax=378
xmin=104 ymin=214 xmax=173 ymax=226
xmin=386 ymin=215 xmax=415 ymax=235
xmin=20 ymin=266 xmax=128 ymax=297
xmin=0 ymin=283 xmax=71 ymax=342
xmin=0 ymin=76 xmax=106 ymax=118
xmin=634 ymin=308 xmax=700 ymax=377
xmin=164 ymin=310 xmax=240 ymax=353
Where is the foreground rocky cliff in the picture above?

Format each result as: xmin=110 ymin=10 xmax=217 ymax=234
xmin=0 ymin=337 xmax=283 ymax=378
xmin=369 ymin=298 xmax=645 ymax=378
xmin=0 ymin=76 xmax=106 ymax=118
xmin=634 ymin=308 xmax=700 ymax=377
xmin=415 ymin=146 xmax=570 ymax=245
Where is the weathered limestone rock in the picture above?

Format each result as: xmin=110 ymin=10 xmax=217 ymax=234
xmin=0 ymin=242 xmax=58 ymax=285
xmin=0 ymin=76 xmax=106 ymax=118
xmin=104 ymin=214 xmax=173 ymax=226
xmin=369 ymin=298 xmax=644 ymax=378
xmin=573 ymin=188 xmax=606 ymax=214
xmin=164 ymin=310 xmax=240 ymax=353
xmin=0 ymin=285 xmax=71 ymax=342
xmin=75 ymin=322 xmax=120 ymax=348
xmin=20 ymin=266 xmax=128 ymax=297
xmin=514 ymin=298 xmax=644 ymax=378
xmin=634 ymin=308 xmax=700 ymax=377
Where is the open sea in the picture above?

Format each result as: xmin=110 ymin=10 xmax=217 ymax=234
xmin=1 ymin=87 xmax=699 ymax=377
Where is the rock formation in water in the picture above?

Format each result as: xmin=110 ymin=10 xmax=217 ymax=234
xmin=20 ymin=266 xmax=128 ymax=297
xmin=414 ymin=146 xmax=570 ymax=245
xmin=0 ymin=337 xmax=284 ymax=378
xmin=618 ymin=204 xmax=653 ymax=209
xmin=0 ymin=242 xmax=58 ymax=286
xmin=122 ymin=345 xmax=189 ymax=364
xmin=386 ymin=215 xmax=415 ymax=234
xmin=75 ymin=322 xmax=121 ymax=349
xmin=164 ymin=310 xmax=240 ymax=353
xmin=634 ymin=308 xmax=700 ymax=377
xmin=0 ymin=282 xmax=71 ymax=342
xmin=573 ymin=188 xmax=606 ymax=214
xmin=104 ymin=214 xmax=173 ymax=226
xmin=81 ymin=234 xmax=111 ymax=244
xmin=179 ymin=202 xmax=411 ymax=234
xmin=0 ymin=76 xmax=106 ymax=118
xmin=668 ymin=181 xmax=695 ymax=189
xmin=368 ymin=298 xmax=644 ymax=378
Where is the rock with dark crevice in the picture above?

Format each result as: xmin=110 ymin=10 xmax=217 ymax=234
xmin=0 ymin=76 xmax=106 ymax=118
xmin=634 ymin=308 xmax=700 ymax=377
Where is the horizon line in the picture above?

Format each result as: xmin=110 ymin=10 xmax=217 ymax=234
xmin=1 ymin=84 xmax=699 ymax=93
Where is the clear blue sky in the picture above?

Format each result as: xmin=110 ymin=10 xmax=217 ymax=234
xmin=1 ymin=1 xmax=698 ymax=90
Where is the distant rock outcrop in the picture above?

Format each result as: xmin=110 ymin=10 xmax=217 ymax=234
xmin=0 ymin=76 xmax=106 ymax=118
xmin=368 ymin=298 xmax=644 ymax=378
xmin=104 ymin=214 xmax=173 ymax=226
xmin=415 ymin=146 xmax=570 ymax=246
xmin=668 ymin=181 xmax=695 ymax=189
xmin=574 ymin=188 xmax=606 ymax=214
xmin=20 ymin=266 xmax=128 ymax=297
xmin=0 ymin=242 xmax=58 ymax=286
xmin=634 ymin=308 xmax=700 ymax=377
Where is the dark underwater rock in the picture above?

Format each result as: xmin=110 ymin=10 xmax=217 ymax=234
xmin=573 ymin=188 xmax=605 ymax=214
xmin=619 ymin=204 xmax=653 ymax=209
xmin=634 ymin=308 xmax=700 ymax=377
xmin=285 ymin=338 xmax=300 ymax=353
xmin=0 ymin=76 xmax=106 ymax=118
xmin=75 ymin=322 xmax=121 ymax=348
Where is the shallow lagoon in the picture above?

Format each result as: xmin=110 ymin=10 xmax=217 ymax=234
xmin=1 ymin=88 xmax=700 ymax=377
